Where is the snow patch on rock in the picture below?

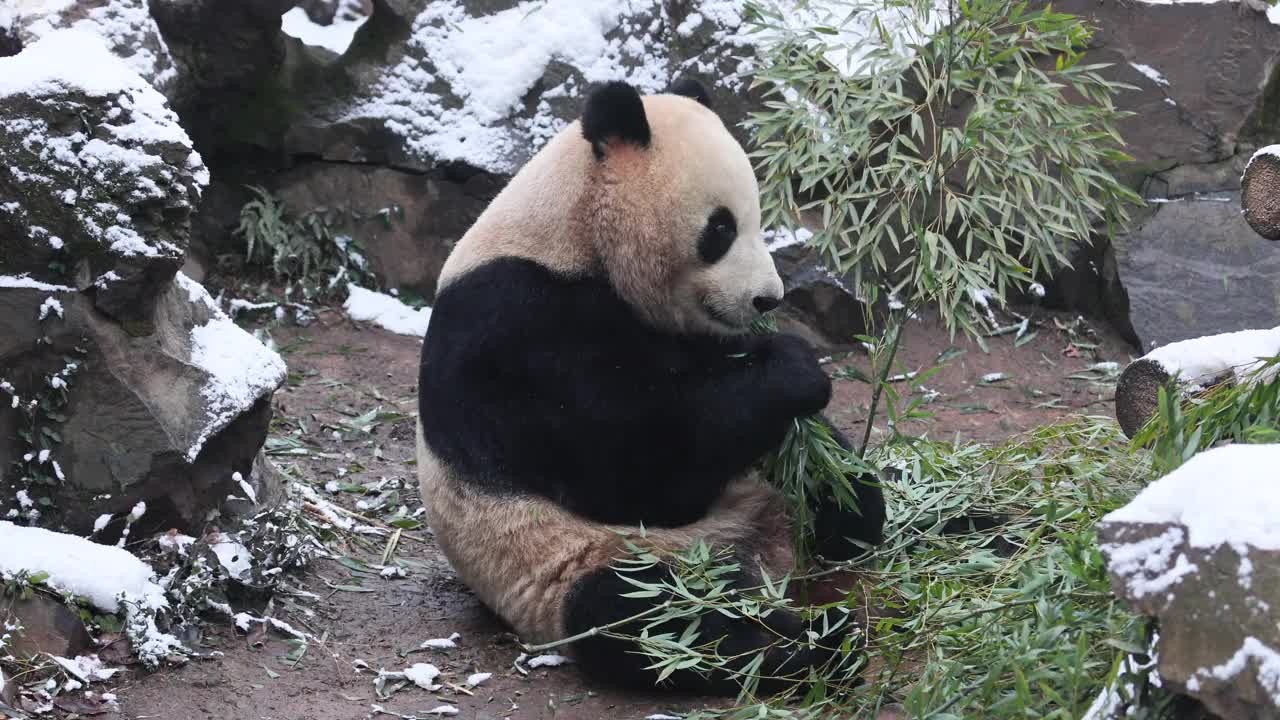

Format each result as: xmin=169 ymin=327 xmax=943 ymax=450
xmin=1103 ymin=444 xmax=1280 ymax=551
xmin=187 ymin=283 xmax=287 ymax=461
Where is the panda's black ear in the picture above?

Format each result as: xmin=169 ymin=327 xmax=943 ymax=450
xmin=669 ymin=77 xmax=712 ymax=109
xmin=581 ymin=81 xmax=651 ymax=160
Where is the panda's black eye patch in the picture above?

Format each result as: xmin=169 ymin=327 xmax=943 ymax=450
xmin=698 ymin=207 xmax=737 ymax=264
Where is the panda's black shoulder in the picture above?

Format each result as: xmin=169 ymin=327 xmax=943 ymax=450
xmin=430 ymin=257 xmax=628 ymax=338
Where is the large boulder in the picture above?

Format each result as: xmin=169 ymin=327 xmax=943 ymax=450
xmin=271 ymin=162 xmax=500 ymax=298
xmin=9 ymin=0 xmax=178 ymax=91
xmin=0 ymin=27 xmax=204 ymax=330
xmin=1099 ymin=444 xmax=1280 ymax=719
xmin=0 ymin=31 xmax=286 ymax=534
xmin=1114 ymin=182 xmax=1280 ymax=353
xmin=285 ymin=0 xmax=760 ymax=175
xmin=1037 ymin=1 xmax=1280 ymax=350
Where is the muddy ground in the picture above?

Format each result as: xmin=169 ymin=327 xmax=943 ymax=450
xmin=107 ymin=304 xmax=1137 ymax=720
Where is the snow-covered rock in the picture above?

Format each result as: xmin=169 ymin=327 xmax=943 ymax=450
xmin=0 ymin=32 xmax=285 ymax=533
xmin=287 ymin=0 xmax=765 ymax=174
xmin=9 ymin=0 xmax=179 ymax=91
xmin=0 ymin=29 xmax=206 ymax=326
xmin=1114 ymin=327 xmax=1280 ymax=437
xmin=1099 ymin=444 xmax=1280 ymax=719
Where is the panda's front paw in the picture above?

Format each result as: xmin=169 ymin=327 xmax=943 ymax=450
xmin=765 ymin=334 xmax=832 ymax=416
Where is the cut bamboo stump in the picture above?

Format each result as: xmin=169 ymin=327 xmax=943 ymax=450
xmin=1242 ymin=145 xmax=1280 ymax=240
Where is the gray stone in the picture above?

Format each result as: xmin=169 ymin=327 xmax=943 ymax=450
xmin=772 ymin=244 xmax=876 ymax=349
xmin=1051 ymin=0 xmax=1280 ymax=183
xmin=11 ymin=0 xmax=178 ymax=92
xmin=0 ymin=283 xmax=285 ymax=535
xmin=1027 ymin=1 xmax=1280 ymax=347
xmin=0 ymin=592 xmax=94 ymax=661
xmin=272 ymin=162 xmax=499 ymax=298
xmin=1114 ymin=191 xmax=1280 ymax=351
xmin=1100 ymin=519 xmax=1280 ymax=719
xmin=0 ymin=36 xmax=286 ymax=535
xmin=0 ymin=37 xmax=205 ymax=330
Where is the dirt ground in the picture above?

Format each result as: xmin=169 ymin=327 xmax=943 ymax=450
xmin=105 ymin=304 xmax=1138 ymax=720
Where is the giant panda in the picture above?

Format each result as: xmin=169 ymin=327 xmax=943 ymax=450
xmin=416 ymin=78 xmax=886 ymax=696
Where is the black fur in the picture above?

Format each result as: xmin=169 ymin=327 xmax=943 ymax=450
xmin=418 ymin=257 xmax=836 ymax=528
xmin=581 ymin=81 xmax=651 ymax=159
xmin=697 ymin=207 xmax=737 ymax=264
xmin=668 ymin=77 xmax=712 ymax=108
xmin=564 ymin=557 xmax=853 ymax=696
xmin=808 ymin=421 xmax=887 ymax=559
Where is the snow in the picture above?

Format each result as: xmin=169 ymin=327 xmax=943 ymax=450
xmin=1100 ymin=526 xmax=1198 ymax=598
xmin=51 ymin=655 xmax=122 ymax=683
xmin=764 ymin=226 xmax=814 ymax=252
xmin=0 ymin=274 xmax=76 ymax=292
xmin=0 ymin=520 xmax=166 ymax=613
xmin=281 ymin=6 xmax=369 ymax=55
xmin=92 ymin=514 xmax=113 ymax=534
xmin=402 ymin=662 xmax=443 ymax=690
xmin=420 ymin=632 xmax=460 ymax=650
xmin=1144 ymin=326 xmax=1280 ymax=387
xmin=16 ymin=0 xmax=177 ymax=87
xmin=187 ymin=308 xmax=288 ymax=461
xmin=0 ymin=28 xmax=165 ymax=107
xmin=526 ymin=653 xmax=572 ymax=668
xmin=465 ymin=672 xmax=492 ymax=687
xmin=234 ymin=471 xmax=257 ymax=504
xmin=39 ymin=297 xmax=64 ymax=320
xmin=1103 ymin=444 xmax=1280 ymax=551
xmin=1130 ymin=62 xmax=1169 ymax=86
xmin=343 ymin=285 xmax=433 ymax=337
xmin=210 ymin=533 xmax=253 ymax=580
xmin=426 ymin=707 xmax=459 ymax=716
xmin=344 ymin=0 xmax=671 ymax=172
xmin=1188 ymin=637 xmax=1280 ymax=706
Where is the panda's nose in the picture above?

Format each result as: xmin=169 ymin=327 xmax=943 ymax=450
xmin=753 ymin=295 xmax=780 ymax=313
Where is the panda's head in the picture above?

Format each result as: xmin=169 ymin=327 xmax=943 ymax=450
xmin=439 ymin=78 xmax=785 ymax=336
xmin=578 ymin=79 xmax=784 ymax=335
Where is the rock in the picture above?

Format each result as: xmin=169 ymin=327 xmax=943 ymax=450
xmin=771 ymin=244 xmax=876 ymax=349
xmin=272 ymin=162 xmax=499 ymax=298
xmin=0 ymin=32 xmax=286 ymax=534
xmin=0 ymin=278 xmax=286 ymax=535
xmin=1243 ymin=147 xmax=1280 ymax=241
xmin=1037 ymin=236 xmax=1140 ymax=351
xmin=150 ymin=0 xmax=310 ymax=156
xmin=284 ymin=0 xmax=762 ymax=175
xmin=1114 ymin=189 xmax=1280 ymax=351
xmin=10 ymin=0 xmax=178 ymax=91
xmin=0 ymin=30 xmax=206 ymax=331
xmin=0 ymin=592 xmax=94 ymax=660
xmin=1099 ymin=444 xmax=1280 ymax=720
xmin=1026 ymin=2 xmax=1280 ymax=348
xmin=1051 ymin=0 xmax=1280 ymax=183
